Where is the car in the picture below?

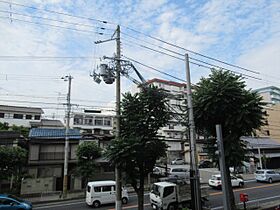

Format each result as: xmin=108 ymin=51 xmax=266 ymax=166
xmin=198 ymin=160 xmax=213 ymax=168
xmin=171 ymin=158 xmax=184 ymax=165
xmin=168 ymin=167 xmax=189 ymax=180
xmin=255 ymin=169 xmax=280 ymax=183
xmin=0 ymin=194 xmax=32 ymax=210
xmin=152 ymin=166 xmax=168 ymax=176
xmin=208 ymin=174 xmax=244 ymax=189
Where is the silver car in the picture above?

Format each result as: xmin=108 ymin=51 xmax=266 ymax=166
xmin=255 ymin=169 xmax=280 ymax=183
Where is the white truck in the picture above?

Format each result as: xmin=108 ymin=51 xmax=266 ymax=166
xmin=149 ymin=181 xmax=208 ymax=210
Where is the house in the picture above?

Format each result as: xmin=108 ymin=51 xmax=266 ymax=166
xmin=30 ymin=119 xmax=64 ymax=129
xmin=0 ymin=130 xmax=25 ymax=147
xmin=26 ymin=128 xmax=82 ymax=193
xmin=0 ymin=105 xmax=43 ymax=128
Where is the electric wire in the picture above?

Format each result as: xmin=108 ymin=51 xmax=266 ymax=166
xmin=0 ymin=0 xmax=113 ymax=25
xmin=0 ymin=15 xmax=110 ymax=35
xmin=123 ymin=26 xmax=260 ymax=75
xmin=0 ymin=10 xmax=112 ymax=31
xmin=122 ymin=41 xmax=262 ymax=81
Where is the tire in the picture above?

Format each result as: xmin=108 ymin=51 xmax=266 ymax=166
xmin=268 ymin=178 xmax=273 ymax=184
xmin=239 ymin=182 xmax=244 ymax=188
xmin=122 ymin=197 xmax=128 ymax=204
xmin=92 ymin=200 xmax=101 ymax=208
xmin=168 ymin=203 xmax=177 ymax=210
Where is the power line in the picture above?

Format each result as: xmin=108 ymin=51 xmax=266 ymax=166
xmin=0 ymin=9 xmax=112 ymax=31
xmin=123 ymin=27 xmax=260 ymax=75
xmin=0 ymin=15 xmax=110 ymax=35
xmin=0 ymin=0 xmax=112 ymax=24
xmin=122 ymin=41 xmax=262 ymax=81
xmin=122 ymin=55 xmax=187 ymax=83
xmin=0 ymin=56 xmax=99 ymax=61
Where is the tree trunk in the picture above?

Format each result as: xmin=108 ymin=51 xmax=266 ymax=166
xmin=225 ymin=165 xmax=236 ymax=210
xmin=137 ymin=173 xmax=145 ymax=210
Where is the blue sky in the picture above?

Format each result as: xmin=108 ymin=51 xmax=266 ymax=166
xmin=0 ymin=0 xmax=279 ymax=117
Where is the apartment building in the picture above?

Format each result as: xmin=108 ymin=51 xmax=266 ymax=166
xmin=0 ymin=105 xmax=43 ymax=127
xmin=254 ymin=86 xmax=280 ymax=105
xmin=71 ymin=109 xmax=115 ymax=136
xmin=146 ymin=78 xmax=187 ymax=162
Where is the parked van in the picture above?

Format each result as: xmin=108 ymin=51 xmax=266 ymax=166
xmin=86 ymin=180 xmax=129 ymax=208
xmin=168 ymin=167 xmax=190 ymax=180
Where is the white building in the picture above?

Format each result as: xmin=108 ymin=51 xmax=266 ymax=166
xmin=146 ymin=78 xmax=187 ymax=162
xmin=70 ymin=109 xmax=115 ymax=135
xmin=0 ymin=105 xmax=43 ymax=127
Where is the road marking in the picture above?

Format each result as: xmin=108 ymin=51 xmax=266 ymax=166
xmin=33 ymin=201 xmax=85 ymax=209
xmin=210 ymin=182 xmax=280 ymax=196
xmin=212 ymin=194 xmax=280 ymax=210
xmin=108 ymin=203 xmax=150 ymax=210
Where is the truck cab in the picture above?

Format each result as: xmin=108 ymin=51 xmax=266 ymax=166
xmin=150 ymin=182 xmax=179 ymax=210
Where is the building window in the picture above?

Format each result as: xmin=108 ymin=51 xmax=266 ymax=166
xmin=104 ymin=118 xmax=111 ymax=126
xmin=74 ymin=116 xmax=83 ymax=125
xmin=26 ymin=115 xmax=32 ymax=119
xmin=84 ymin=118 xmax=93 ymax=125
xmin=13 ymin=114 xmax=23 ymax=119
xmin=34 ymin=115 xmax=41 ymax=120
xmin=94 ymin=117 xmax=103 ymax=126
xmin=0 ymin=113 xmax=4 ymax=118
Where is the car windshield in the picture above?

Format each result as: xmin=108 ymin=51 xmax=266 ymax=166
xmin=7 ymin=195 xmax=24 ymax=202
xmin=151 ymin=184 xmax=161 ymax=196
xmin=255 ymin=171 xmax=264 ymax=174
xmin=212 ymin=176 xmax=221 ymax=180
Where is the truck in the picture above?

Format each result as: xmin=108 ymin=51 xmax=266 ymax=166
xmin=149 ymin=180 xmax=208 ymax=210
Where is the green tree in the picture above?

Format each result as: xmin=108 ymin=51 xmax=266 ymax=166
xmin=0 ymin=146 xmax=28 ymax=192
xmin=106 ymin=86 xmax=170 ymax=210
xmin=76 ymin=141 xmax=102 ymax=185
xmin=193 ymin=69 xmax=265 ymax=209
xmin=0 ymin=122 xmax=30 ymax=138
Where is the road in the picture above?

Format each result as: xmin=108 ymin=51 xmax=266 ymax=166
xmin=33 ymin=181 xmax=280 ymax=210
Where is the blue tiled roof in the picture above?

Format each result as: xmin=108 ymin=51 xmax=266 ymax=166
xmin=29 ymin=128 xmax=81 ymax=139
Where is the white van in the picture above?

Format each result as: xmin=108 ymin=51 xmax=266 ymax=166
xmin=86 ymin=180 xmax=129 ymax=208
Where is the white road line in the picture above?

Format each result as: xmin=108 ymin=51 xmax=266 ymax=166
xmin=211 ymin=195 xmax=280 ymax=210
xmin=33 ymin=201 xmax=85 ymax=209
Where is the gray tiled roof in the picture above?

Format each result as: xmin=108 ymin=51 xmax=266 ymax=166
xmin=0 ymin=105 xmax=43 ymax=114
xmin=241 ymin=136 xmax=280 ymax=149
xmin=29 ymin=128 xmax=81 ymax=139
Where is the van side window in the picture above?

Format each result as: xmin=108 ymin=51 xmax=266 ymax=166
xmin=102 ymin=186 xmax=112 ymax=192
xmin=94 ymin=187 xmax=101 ymax=192
xmin=87 ymin=186 xmax=91 ymax=193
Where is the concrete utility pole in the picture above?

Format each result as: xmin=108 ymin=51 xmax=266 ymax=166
xmin=115 ymin=25 xmax=122 ymax=210
xmin=185 ymin=53 xmax=202 ymax=210
xmin=216 ymin=124 xmax=231 ymax=210
xmin=62 ymin=75 xmax=73 ymax=198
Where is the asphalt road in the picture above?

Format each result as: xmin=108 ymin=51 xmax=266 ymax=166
xmin=33 ymin=181 xmax=280 ymax=210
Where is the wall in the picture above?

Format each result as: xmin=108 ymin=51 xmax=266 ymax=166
xmin=21 ymin=177 xmax=55 ymax=195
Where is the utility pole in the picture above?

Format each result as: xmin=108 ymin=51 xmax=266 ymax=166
xmin=62 ymin=75 xmax=72 ymax=198
xmin=185 ymin=53 xmax=202 ymax=210
xmin=257 ymin=138 xmax=262 ymax=169
xmin=115 ymin=25 xmax=122 ymax=210
xmin=216 ymin=124 xmax=231 ymax=210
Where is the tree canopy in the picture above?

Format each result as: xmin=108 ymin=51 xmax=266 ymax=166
xmin=0 ymin=146 xmax=28 ymax=180
xmin=106 ymin=86 xmax=170 ymax=210
xmin=193 ymin=69 xmax=265 ymax=209
xmin=75 ymin=141 xmax=102 ymax=183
